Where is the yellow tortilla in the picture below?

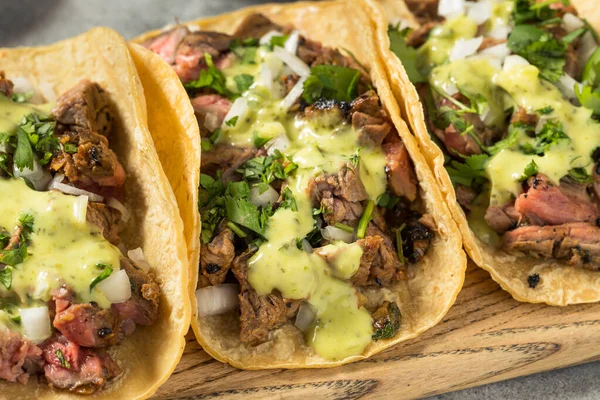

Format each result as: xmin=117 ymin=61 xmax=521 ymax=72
xmin=369 ymin=0 xmax=600 ymax=305
xmin=0 ymin=27 xmax=191 ymax=398
xmin=133 ymin=0 xmax=466 ymax=369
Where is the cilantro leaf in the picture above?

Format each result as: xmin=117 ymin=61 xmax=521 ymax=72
xmin=446 ymin=154 xmax=489 ymax=187
xmin=530 ymin=119 xmax=569 ymax=154
xmin=14 ymin=127 xmax=34 ymax=171
xmin=562 ymin=27 xmax=586 ymax=45
xmin=225 ymin=116 xmax=239 ymax=127
xmin=568 ymin=167 xmax=594 ymax=183
xmin=184 ymin=53 xmax=232 ymax=97
xmin=225 ymin=196 xmax=267 ymax=235
xmin=507 ymin=24 xmax=566 ymax=82
xmin=280 ymin=187 xmax=297 ymax=211
xmin=536 ymin=106 xmax=554 ymax=115
xmin=270 ymin=35 xmax=289 ymax=48
xmin=513 ymin=0 xmax=559 ymax=24
xmin=575 ymin=84 xmax=600 ymax=115
xmin=519 ymin=160 xmax=539 ymax=181
xmin=234 ymin=74 xmax=254 ymax=93
xmin=0 ymin=268 xmax=11 ymax=290
xmin=388 ymin=26 xmax=425 ymax=84
xmin=0 ymin=246 xmax=27 ymax=266
xmin=55 ymin=349 xmax=71 ymax=369
xmin=253 ymin=132 xmax=271 ymax=148
xmin=486 ymin=122 xmax=523 ymax=155
xmin=11 ymin=92 xmax=33 ymax=103
xmin=372 ymin=302 xmax=401 ymax=341
xmin=230 ymin=39 xmax=259 ymax=64
xmin=377 ymin=192 xmax=400 ymax=209
xmin=302 ymin=65 xmax=361 ymax=104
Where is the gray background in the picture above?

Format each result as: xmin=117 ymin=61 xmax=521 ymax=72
xmin=2 ymin=0 xmax=598 ymax=398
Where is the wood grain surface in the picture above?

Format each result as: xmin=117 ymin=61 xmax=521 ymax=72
xmin=154 ymin=262 xmax=600 ymax=399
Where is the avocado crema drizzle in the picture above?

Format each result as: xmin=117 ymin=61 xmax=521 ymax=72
xmin=390 ymin=1 xmax=600 ymax=249
xmin=195 ymin=34 xmax=417 ymax=360
xmin=0 ymin=97 xmax=121 ymax=335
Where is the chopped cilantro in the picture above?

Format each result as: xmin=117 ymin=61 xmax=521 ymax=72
xmin=302 ymin=65 xmax=361 ymax=104
xmin=446 ymin=154 xmax=489 ymax=187
xmin=568 ymin=167 xmax=594 ymax=183
xmin=280 ymin=187 xmax=297 ymax=211
xmin=226 ymin=221 xmax=247 ymax=238
xmin=0 ymin=246 xmax=27 ymax=267
xmin=377 ymin=192 xmax=400 ymax=209
xmin=528 ymin=119 xmax=569 ymax=154
xmin=270 ymin=35 xmax=289 ymax=48
xmin=234 ymin=74 xmax=254 ymax=93
xmin=253 ymin=132 xmax=271 ymax=148
xmin=55 ymin=349 xmax=70 ymax=369
xmin=349 ymin=148 xmax=361 ymax=167
xmin=63 ymin=143 xmax=77 ymax=154
xmin=184 ymin=53 xmax=232 ymax=97
xmin=575 ymin=84 xmax=600 ymax=115
xmin=225 ymin=195 xmax=270 ymax=235
xmin=582 ymin=47 xmax=600 ymax=87
xmin=0 ymin=268 xmax=11 ymax=290
xmin=562 ymin=27 xmax=586 ymax=45
xmin=11 ymin=92 xmax=33 ymax=103
xmin=334 ymin=222 xmax=354 ymax=233
xmin=238 ymin=151 xmax=298 ymax=191
xmin=372 ymin=302 xmax=401 ymax=341
xmin=201 ymin=129 xmax=220 ymax=152
xmin=512 ymin=0 xmax=561 ymax=24
xmin=356 ymin=200 xmax=374 ymax=239
xmin=388 ymin=26 xmax=425 ymax=84
xmin=519 ymin=160 xmax=539 ymax=181
xmin=14 ymin=127 xmax=34 ymax=171
xmin=90 ymin=264 xmax=113 ymax=291
xmin=230 ymin=39 xmax=259 ymax=64
xmin=225 ymin=116 xmax=239 ymax=127
xmin=536 ymin=106 xmax=554 ymax=115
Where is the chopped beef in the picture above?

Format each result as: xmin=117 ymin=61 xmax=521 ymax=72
xmin=406 ymin=22 xmax=438 ymax=48
xmin=41 ymin=336 xmax=121 ymax=394
xmin=565 ymin=40 xmax=579 ymax=77
xmin=234 ymin=13 xmax=285 ymax=39
xmin=418 ymin=213 xmax=437 ymax=231
xmin=232 ymin=248 xmax=299 ymax=344
xmin=0 ymin=329 xmax=43 ymax=384
xmin=320 ymin=191 xmax=363 ymax=227
xmin=143 ymin=25 xmax=190 ymax=64
xmin=431 ymin=120 xmax=482 ymax=156
xmin=504 ymin=222 xmax=600 ymax=270
xmin=350 ymin=235 xmax=407 ymax=286
xmin=199 ymin=228 xmax=235 ymax=287
xmin=382 ymin=133 xmax=418 ymax=201
xmin=53 ymin=302 xmax=120 ymax=348
xmin=350 ymin=90 xmax=392 ymax=147
xmin=308 ymin=162 xmax=368 ymax=204
xmin=281 ymin=74 xmax=300 ymax=95
xmin=0 ymin=72 xmax=14 ymax=97
xmin=455 ymin=184 xmax=477 ymax=210
xmin=191 ymin=94 xmax=231 ymax=136
xmin=485 ymin=204 xmax=520 ymax=234
xmin=402 ymin=220 xmax=434 ymax=263
xmin=303 ymin=101 xmax=347 ymax=126
xmin=174 ymin=31 xmax=233 ymax=83
xmin=515 ymin=174 xmax=599 ymax=226
xmin=297 ymin=35 xmax=365 ymax=80
xmin=371 ymin=301 xmax=401 ymax=340
xmin=405 ymin=0 xmax=443 ymax=24
xmin=478 ymin=37 xmax=507 ymax=51
xmin=201 ymin=143 xmax=257 ymax=178
xmin=86 ymin=202 xmax=122 ymax=245
xmin=511 ymin=106 xmax=538 ymax=126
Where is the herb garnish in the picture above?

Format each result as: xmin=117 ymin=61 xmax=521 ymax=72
xmin=302 ymin=65 xmax=361 ymax=104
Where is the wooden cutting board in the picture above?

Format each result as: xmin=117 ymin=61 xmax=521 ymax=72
xmin=154 ymin=262 xmax=600 ymax=399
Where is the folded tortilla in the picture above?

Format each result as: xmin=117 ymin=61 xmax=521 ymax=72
xmin=0 ymin=27 xmax=191 ymax=398
xmin=132 ymin=0 xmax=466 ymax=369
xmin=369 ymin=0 xmax=600 ymax=305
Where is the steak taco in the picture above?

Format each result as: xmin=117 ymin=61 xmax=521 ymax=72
xmin=370 ymin=0 xmax=600 ymax=304
xmin=0 ymin=28 xmax=190 ymax=397
xmin=133 ymin=0 xmax=465 ymax=368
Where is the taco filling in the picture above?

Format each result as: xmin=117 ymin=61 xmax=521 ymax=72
xmin=143 ymin=14 xmax=435 ymax=360
xmin=0 ymin=75 xmax=160 ymax=393
xmin=391 ymin=0 xmax=600 ymax=271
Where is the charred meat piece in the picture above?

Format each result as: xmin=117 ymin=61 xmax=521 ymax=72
xmin=234 ymin=13 xmax=285 ymax=39
xmin=308 ymin=162 xmax=368 ymax=204
xmin=371 ymin=301 xmax=401 ymax=340
xmin=406 ymin=22 xmax=438 ymax=48
xmin=53 ymin=302 xmax=120 ymax=348
xmin=511 ymin=106 xmax=538 ymax=126
xmin=143 ymin=25 xmax=190 ymax=64
xmin=515 ymin=174 xmax=599 ymax=226
xmin=320 ymin=191 xmax=363 ymax=227
xmin=485 ymin=204 xmax=520 ymax=234
xmin=351 ymin=235 xmax=407 ymax=286
xmin=350 ymin=90 xmax=392 ymax=148
xmin=200 ymin=228 xmax=235 ymax=287
xmin=41 ymin=336 xmax=121 ymax=395
xmin=382 ymin=133 xmax=418 ymax=201
xmin=504 ymin=223 xmax=600 ymax=270
xmin=86 ymin=202 xmax=122 ymax=245
xmin=478 ymin=37 xmax=507 ymax=51
xmin=455 ymin=184 xmax=477 ymax=210
xmin=402 ymin=219 xmax=434 ymax=263
xmin=191 ymin=94 xmax=232 ymax=136
xmin=0 ymin=72 xmax=14 ymax=97
xmin=201 ymin=143 xmax=257 ymax=179
xmin=0 ymin=329 xmax=43 ymax=384
xmin=232 ymin=248 xmax=299 ymax=344
xmin=174 ymin=31 xmax=233 ymax=83
xmin=405 ymin=0 xmax=443 ymax=24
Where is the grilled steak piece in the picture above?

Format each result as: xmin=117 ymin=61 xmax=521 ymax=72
xmin=86 ymin=202 xmax=122 ymax=245
xmin=174 ymin=31 xmax=233 ymax=83
xmin=234 ymin=13 xmax=285 ymax=39
xmin=309 ymin=162 xmax=368 ymax=204
xmin=350 ymin=90 xmax=392 ymax=147
xmin=402 ymin=219 xmax=434 ymax=263
xmin=201 ymin=143 xmax=257 ymax=179
xmin=200 ymin=228 xmax=235 ymax=287
xmin=455 ymin=184 xmax=477 ymax=210
xmin=405 ymin=0 xmax=443 ymax=24
xmin=191 ymin=94 xmax=232 ymax=136
xmin=406 ymin=22 xmax=438 ymax=48
xmin=41 ymin=335 xmax=121 ymax=394
xmin=143 ymin=25 xmax=190 ymax=65
xmin=53 ymin=302 xmax=120 ymax=348
xmin=0 ymin=329 xmax=43 ymax=384
xmin=320 ymin=191 xmax=363 ymax=227
xmin=515 ymin=174 xmax=599 ymax=226
xmin=511 ymin=106 xmax=538 ymax=126
xmin=382 ymin=133 xmax=418 ymax=201
xmin=350 ymin=235 xmax=407 ymax=286
xmin=485 ymin=205 xmax=520 ymax=234
xmin=0 ymin=72 xmax=14 ymax=97
xmin=504 ymin=222 xmax=600 ymax=270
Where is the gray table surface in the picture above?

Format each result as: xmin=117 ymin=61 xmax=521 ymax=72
xmin=2 ymin=0 xmax=598 ymax=398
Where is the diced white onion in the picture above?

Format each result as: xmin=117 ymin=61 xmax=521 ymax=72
xmin=38 ymin=82 xmax=56 ymax=102
xmin=249 ymin=184 xmax=279 ymax=208
xmin=13 ymin=160 xmax=52 ymax=191
xmin=273 ymin=46 xmax=311 ymax=77
xmin=479 ymin=43 xmax=510 ymax=64
xmin=441 ymin=82 xmax=458 ymax=96
xmin=19 ymin=306 xmax=51 ymax=344
xmin=11 ymin=77 xmax=34 ymax=94
xmin=107 ymin=197 xmax=131 ymax=223
xmin=204 ymin=113 xmax=221 ymax=132
xmin=221 ymin=97 xmax=249 ymax=128
xmin=438 ymin=0 xmax=465 ymax=19
xmin=267 ymin=134 xmax=291 ymax=155
xmin=73 ymin=195 xmax=88 ymax=224
xmin=196 ymin=284 xmax=240 ymax=317
xmin=503 ymin=54 xmax=530 ymax=71
xmin=487 ymin=25 xmax=510 ymax=40
xmin=294 ymin=303 xmax=316 ymax=333
xmin=128 ymin=247 xmax=151 ymax=271
xmin=450 ymin=37 xmax=483 ymax=61
xmin=555 ymin=74 xmax=581 ymax=101
xmin=284 ymin=30 xmax=300 ymax=54
xmin=562 ymin=13 xmax=585 ymax=33
xmin=187 ymin=24 xmax=201 ymax=32
xmin=97 ymin=269 xmax=132 ymax=304
xmin=466 ymin=1 xmax=492 ymax=25
xmin=47 ymin=173 xmax=104 ymax=202
xmin=321 ymin=225 xmax=354 ymax=243
xmin=535 ymin=115 xmax=552 ymax=134
xmin=578 ymin=32 xmax=597 ymax=74
xmin=259 ymin=30 xmax=284 ymax=45
xmin=301 ymin=239 xmax=313 ymax=254
xmin=280 ymin=76 xmax=307 ymax=110
xmin=259 ymin=63 xmax=274 ymax=92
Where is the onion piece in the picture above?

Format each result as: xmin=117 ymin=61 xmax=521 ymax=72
xmin=196 ymin=284 xmax=240 ymax=317
xmin=259 ymin=63 xmax=274 ymax=92
xmin=301 ymin=239 xmax=313 ymax=254
xmin=221 ymin=97 xmax=249 ymax=128
xmin=259 ymin=30 xmax=284 ymax=45
xmin=503 ymin=54 xmax=530 ymax=71
xmin=281 ymin=76 xmax=307 ymax=110
xmin=97 ymin=269 xmax=132 ymax=304
xmin=19 ymin=306 xmax=51 ymax=344
xmin=47 ymin=173 xmax=104 ymax=202
xmin=438 ymin=0 xmax=465 ymax=19
xmin=107 ymin=197 xmax=131 ymax=223
xmin=284 ymin=30 xmax=300 ymax=54
xmin=479 ymin=43 xmax=510 ymax=63
xmin=14 ymin=160 xmax=52 ymax=191
xmin=128 ymin=247 xmax=151 ymax=271
xmin=562 ymin=13 xmax=584 ymax=33
xmin=73 ymin=195 xmax=88 ymax=224
xmin=450 ymin=37 xmax=483 ymax=61
xmin=487 ymin=25 xmax=510 ymax=40
xmin=267 ymin=134 xmax=291 ymax=155
xmin=273 ymin=46 xmax=311 ymax=77
xmin=295 ymin=303 xmax=316 ymax=332
xmin=38 ymin=82 xmax=57 ymax=102
xmin=321 ymin=225 xmax=354 ymax=243
xmin=466 ymin=1 xmax=492 ymax=25
xmin=578 ymin=32 xmax=597 ymax=74
xmin=443 ymin=82 xmax=458 ymax=96
xmin=250 ymin=184 xmax=279 ymax=208
xmin=555 ymin=74 xmax=580 ymax=101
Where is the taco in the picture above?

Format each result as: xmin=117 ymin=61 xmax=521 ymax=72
xmin=370 ymin=0 xmax=600 ymax=305
xmin=133 ymin=0 xmax=465 ymax=368
xmin=0 ymin=28 xmax=190 ymax=397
